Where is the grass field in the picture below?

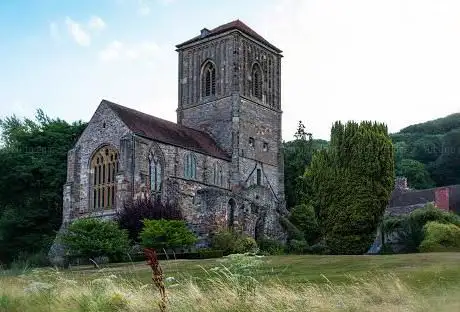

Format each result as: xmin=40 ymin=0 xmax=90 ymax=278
xmin=1 ymin=252 xmax=460 ymax=311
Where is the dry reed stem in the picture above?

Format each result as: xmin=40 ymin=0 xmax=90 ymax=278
xmin=144 ymin=248 xmax=167 ymax=312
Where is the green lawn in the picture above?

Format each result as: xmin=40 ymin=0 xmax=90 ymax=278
xmin=1 ymin=252 xmax=460 ymax=311
xmin=68 ymin=252 xmax=460 ymax=286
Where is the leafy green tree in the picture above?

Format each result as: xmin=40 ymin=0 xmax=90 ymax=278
xmin=396 ymin=159 xmax=435 ymax=189
xmin=429 ymin=129 xmax=460 ymax=186
xmin=140 ymin=219 xmax=197 ymax=250
xmin=307 ymin=121 xmax=395 ymax=254
xmin=0 ymin=110 xmax=86 ymax=264
xmin=283 ymin=121 xmax=329 ymax=209
xmin=60 ymin=218 xmax=130 ymax=261
xmin=289 ymin=204 xmax=320 ymax=244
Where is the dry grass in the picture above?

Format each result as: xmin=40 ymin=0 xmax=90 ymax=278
xmin=1 ymin=253 xmax=460 ymax=311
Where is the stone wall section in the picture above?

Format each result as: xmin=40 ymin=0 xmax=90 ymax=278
xmin=64 ymin=102 xmax=132 ymax=220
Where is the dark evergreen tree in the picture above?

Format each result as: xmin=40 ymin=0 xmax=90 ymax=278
xmin=307 ymin=121 xmax=395 ymax=254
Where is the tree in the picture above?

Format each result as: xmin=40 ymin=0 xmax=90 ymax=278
xmin=59 ymin=218 xmax=130 ymax=261
xmin=307 ymin=121 xmax=395 ymax=254
xmin=396 ymin=159 xmax=435 ymax=190
xmin=289 ymin=204 xmax=320 ymax=245
xmin=429 ymin=128 xmax=460 ymax=186
xmin=0 ymin=111 xmax=86 ymax=264
xmin=283 ymin=121 xmax=328 ymax=209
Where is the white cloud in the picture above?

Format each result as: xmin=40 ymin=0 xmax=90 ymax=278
xmin=49 ymin=22 xmax=60 ymax=41
xmin=65 ymin=17 xmax=91 ymax=46
xmin=87 ymin=16 xmax=106 ymax=32
xmin=99 ymin=40 xmax=161 ymax=62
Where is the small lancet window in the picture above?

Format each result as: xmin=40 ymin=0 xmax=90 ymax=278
xmin=201 ymin=61 xmax=216 ymax=97
xmin=252 ymin=63 xmax=263 ymax=100
xmin=149 ymin=154 xmax=163 ymax=198
xmin=184 ymin=153 xmax=197 ymax=180
xmin=213 ymin=163 xmax=224 ymax=186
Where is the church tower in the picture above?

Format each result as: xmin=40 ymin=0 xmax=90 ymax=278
xmin=176 ymin=20 xmax=285 ymax=207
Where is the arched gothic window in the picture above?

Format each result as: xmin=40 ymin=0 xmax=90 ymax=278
xmin=184 ymin=153 xmax=197 ymax=179
xmin=213 ymin=162 xmax=223 ymax=186
xmin=252 ymin=63 xmax=263 ymax=100
xmin=149 ymin=153 xmax=163 ymax=199
xmin=201 ymin=61 xmax=216 ymax=97
xmin=91 ymin=146 xmax=119 ymax=210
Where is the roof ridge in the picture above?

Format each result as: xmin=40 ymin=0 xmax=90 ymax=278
xmin=101 ymin=99 xmax=230 ymax=160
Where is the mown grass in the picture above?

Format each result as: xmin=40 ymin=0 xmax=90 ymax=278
xmin=1 ymin=252 xmax=459 ymax=311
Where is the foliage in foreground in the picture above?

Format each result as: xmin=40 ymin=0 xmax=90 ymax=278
xmin=0 ymin=265 xmax=454 ymax=312
xmin=307 ymin=121 xmax=395 ymax=254
xmin=59 ymin=218 xmax=130 ymax=261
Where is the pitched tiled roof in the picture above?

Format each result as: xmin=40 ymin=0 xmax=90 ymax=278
xmin=176 ymin=19 xmax=282 ymax=53
xmin=103 ymin=100 xmax=230 ymax=160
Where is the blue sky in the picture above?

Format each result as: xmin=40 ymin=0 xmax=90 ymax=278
xmin=1 ymin=0 xmax=460 ymax=140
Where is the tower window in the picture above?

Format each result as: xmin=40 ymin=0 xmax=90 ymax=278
xmin=249 ymin=137 xmax=255 ymax=147
xmin=256 ymin=169 xmax=261 ymax=185
xmin=252 ymin=63 xmax=263 ymax=100
xmin=263 ymin=142 xmax=268 ymax=151
xmin=201 ymin=61 xmax=216 ymax=97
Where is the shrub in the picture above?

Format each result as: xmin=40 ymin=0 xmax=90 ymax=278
xmin=140 ymin=219 xmax=197 ymax=250
xmin=210 ymin=229 xmax=237 ymax=255
xmin=289 ymin=204 xmax=320 ymax=244
xmin=211 ymin=230 xmax=259 ymax=255
xmin=234 ymin=236 xmax=258 ymax=254
xmin=60 ymin=218 xmax=130 ymax=261
xmin=117 ymin=196 xmax=183 ymax=242
xmin=287 ymin=239 xmax=309 ymax=254
xmin=309 ymin=241 xmax=330 ymax=254
xmin=419 ymin=221 xmax=460 ymax=252
xmin=382 ymin=204 xmax=460 ymax=252
xmin=257 ymin=238 xmax=285 ymax=255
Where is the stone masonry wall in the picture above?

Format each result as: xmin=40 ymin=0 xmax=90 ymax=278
xmin=67 ymin=102 xmax=131 ymax=218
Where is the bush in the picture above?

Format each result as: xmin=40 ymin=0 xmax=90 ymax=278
xmin=117 ymin=196 xmax=183 ymax=242
xmin=419 ymin=221 xmax=460 ymax=252
xmin=234 ymin=236 xmax=258 ymax=254
xmin=210 ymin=230 xmax=236 ymax=255
xmin=140 ymin=219 xmax=197 ymax=250
xmin=60 ymin=218 xmax=130 ymax=261
xmin=287 ymin=239 xmax=309 ymax=254
xmin=211 ymin=230 xmax=259 ymax=255
xmin=310 ymin=241 xmax=330 ymax=254
xmin=382 ymin=204 xmax=460 ymax=252
xmin=289 ymin=204 xmax=320 ymax=244
xmin=257 ymin=238 xmax=285 ymax=255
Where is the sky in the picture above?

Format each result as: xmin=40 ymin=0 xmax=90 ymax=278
xmin=1 ymin=0 xmax=460 ymax=141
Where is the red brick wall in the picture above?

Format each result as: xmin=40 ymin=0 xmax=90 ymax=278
xmin=435 ymin=188 xmax=450 ymax=211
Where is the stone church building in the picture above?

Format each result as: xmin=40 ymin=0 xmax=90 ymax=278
xmin=59 ymin=20 xmax=287 ymax=247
